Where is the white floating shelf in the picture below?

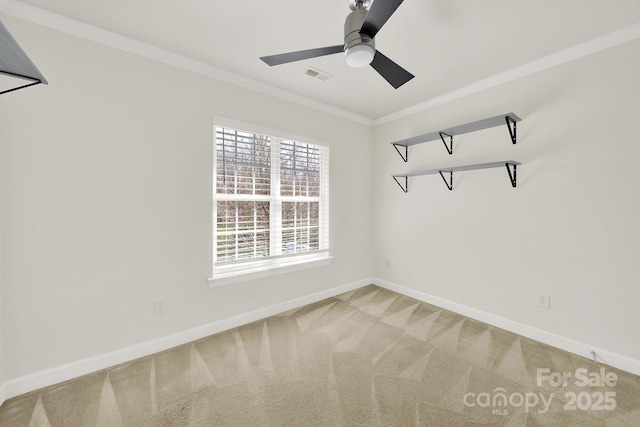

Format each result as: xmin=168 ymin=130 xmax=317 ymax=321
xmin=392 ymin=161 xmax=521 ymax=192
xmin=391 ymin=113 xmax=521 ymax=160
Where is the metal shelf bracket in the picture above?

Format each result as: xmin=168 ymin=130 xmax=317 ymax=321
xmin=505 ymin=116 xmax=517 ymax=144
xmin=439 ymin=170 xmax=453 ymax=191
xmin=439 ymin=132 xmax=453 ymax=155
xmin=393 ymin=176 xmax=408 ymax=193
xmin=505 ymin=162 xmax=517 ymax=187
xmin=392 ymin=144 xmax=408 ymax=162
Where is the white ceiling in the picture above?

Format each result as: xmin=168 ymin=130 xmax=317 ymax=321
xmin=5 ymin=0 xmax=640 ymax=122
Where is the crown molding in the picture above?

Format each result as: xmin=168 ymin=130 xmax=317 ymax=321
xmin=3 ymin=2 xmax=639 ymax=128
xmin=373 ymin=21 xmax=640 ymax=125
xmin=2 ymin=1 xmax=375 ymax=126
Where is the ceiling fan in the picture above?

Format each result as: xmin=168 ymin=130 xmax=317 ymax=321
xmin=260 ymin=0 xmax=414 ymax=89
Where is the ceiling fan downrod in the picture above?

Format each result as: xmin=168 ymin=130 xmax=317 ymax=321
xmin=348 ymin=0 xmax=372 ymax=11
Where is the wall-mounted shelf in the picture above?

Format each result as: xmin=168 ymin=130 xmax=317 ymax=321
xmin=391 ymin=113 xmax=521 ymax=162
xmin=392 ymin=161 xmax=521 ymax=192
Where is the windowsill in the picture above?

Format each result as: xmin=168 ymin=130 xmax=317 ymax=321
xmin=208 ymin=253 xmax=332 ymax=288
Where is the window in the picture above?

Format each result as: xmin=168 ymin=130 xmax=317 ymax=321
xmin=210 ymin=120 xmax=330 ymax=286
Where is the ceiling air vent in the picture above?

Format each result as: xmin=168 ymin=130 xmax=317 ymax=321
xmin=304 ymin=67 xmax=332 ymax=82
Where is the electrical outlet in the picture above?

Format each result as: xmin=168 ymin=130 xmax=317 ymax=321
xmin=537 ymin=294 xmax=550 ymax=310
xmin=385 ymin=258 xmax=391 ymax=268
xmin=154 ymin=299 xmax=167 ymax=315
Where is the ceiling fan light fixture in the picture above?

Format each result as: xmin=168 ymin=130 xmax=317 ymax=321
xmin=345 ymin=43 xmax=375 ymax=68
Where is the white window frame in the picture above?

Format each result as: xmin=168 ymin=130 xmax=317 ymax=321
xmin=209 ymin=118 xmax=331 ymax=288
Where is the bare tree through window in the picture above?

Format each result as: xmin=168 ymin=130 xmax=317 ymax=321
xmin=214 ymin=126 xmax=328 ymax=264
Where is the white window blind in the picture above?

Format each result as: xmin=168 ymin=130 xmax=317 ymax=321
xmin=214 ymin=124 xmax=329 ymax=269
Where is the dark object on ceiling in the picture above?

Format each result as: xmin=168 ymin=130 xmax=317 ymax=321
xmin=260 ymin=0 xmax=413 ymax=89
xmin=0 ymin=19 xmax=48 ymax=95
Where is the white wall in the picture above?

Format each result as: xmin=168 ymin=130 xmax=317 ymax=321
xmin=0 ymin=16 xmax=373 ymax=381
xmin=372 ymin=39 xmax=640 ymax=362
xmin=0 ymin=153 xmax=3 ymax=392
xmin=2 ymin=10 xmax=640 ymax=401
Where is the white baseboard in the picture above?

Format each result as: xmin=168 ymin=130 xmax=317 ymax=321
xmin=0 ymin=382 xmax=6 ymax=408
xmin=373 ymin=277 xmax=640 ymax=377
xmin=0 ymin=277 xmax=373 ymax=406
xmin=4 ymin=276 xmax=637 ymax=408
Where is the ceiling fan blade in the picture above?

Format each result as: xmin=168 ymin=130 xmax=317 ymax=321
xmin=370 ymin=50 xmax=414 ymax=89
xmin=260 ymin=45 xmax=344 ymax=66
xmin=360 ymin=0 xmax=405 ymax=38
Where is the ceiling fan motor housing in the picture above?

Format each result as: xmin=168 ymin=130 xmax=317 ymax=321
xmin=344 ymin=6 xmax=375 ymax=67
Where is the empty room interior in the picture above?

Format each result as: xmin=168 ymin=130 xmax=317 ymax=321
xmin=1 ymin=0 xmax=640 ymax=425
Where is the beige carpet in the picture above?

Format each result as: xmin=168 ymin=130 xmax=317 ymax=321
xmin=1 ymin=285 xmax=639 ymax=426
